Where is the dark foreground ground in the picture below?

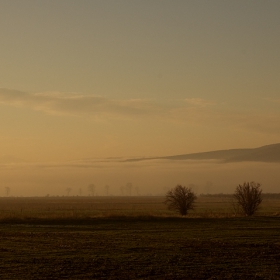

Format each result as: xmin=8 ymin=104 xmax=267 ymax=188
xmin=0 ymin=217 xmax=280 ymax=279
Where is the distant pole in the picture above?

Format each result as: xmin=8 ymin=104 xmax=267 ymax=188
xmin=5 ymin=187 xmax=11 ymax=197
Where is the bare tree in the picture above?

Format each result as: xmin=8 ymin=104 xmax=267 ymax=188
xmin=233 ymin=182 xmax=262 ymax=216
xmin=66 ymin=187 xmax=72 ymax=196
xmin=88 ymin=184 xmax=95 ymax=196
xmin=165 ymin=185 xmax=197 ymax=216
xmin=126 ymin=182 xmax=133 ymax=196
xmin=5 ymin=187 xmax=11 ymax=197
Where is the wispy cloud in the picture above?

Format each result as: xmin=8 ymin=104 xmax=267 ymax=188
xmin=1 ymin=88 xmax=280 ymax=135
xmin=0 ymin=88 xmax=217 ymax=122
xmin=170 ymin=104 xmax=280 ymax=135
xmin=0 ymin=88 xmax=159 ymax=118
xmin=0 ymin=88 xmax=218 ymax=115
xmin=0 ymin=88 xmax=218 ymax=124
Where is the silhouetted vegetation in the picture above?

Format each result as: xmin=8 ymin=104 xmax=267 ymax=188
xmin=5 ymin=187 xmax=11 ymax=197
xmin=88 ymin=184 xmax=95 ymax=196
xmin=0 ymin=192 xmax=279 ymax=221
xmin=165 ymin=185 xmax=197 ymax=216
xmin=66 ymin=187 xmax=72 ymax=196
xmin=234 ymin=182 xmax=262 ymax=216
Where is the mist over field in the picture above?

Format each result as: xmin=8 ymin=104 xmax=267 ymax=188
xmin=1 ymin=1 xmax=280 ymax=199
xmin=2 ymin=157 xmax=280 ymax=197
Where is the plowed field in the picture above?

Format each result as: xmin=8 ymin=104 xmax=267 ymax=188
xmin=1 ymin=217 xmax=280 ymax=279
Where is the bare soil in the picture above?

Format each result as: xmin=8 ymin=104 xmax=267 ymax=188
xmin=0 ymin=217 xmax=280 ymax=279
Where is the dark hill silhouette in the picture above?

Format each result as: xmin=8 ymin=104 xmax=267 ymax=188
xmin=223 ymin=143 xmax=280 ymax=163
xmin=124 ymin=143 xmax=280 ymax=163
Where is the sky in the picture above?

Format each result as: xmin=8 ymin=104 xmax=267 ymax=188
xmin=1 ymin=1 xmax=280 ymax=195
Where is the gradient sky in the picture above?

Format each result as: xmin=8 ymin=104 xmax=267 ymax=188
xmin=1 ymin=1 xmax=280 ymax=165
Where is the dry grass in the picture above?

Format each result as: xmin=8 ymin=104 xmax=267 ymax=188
xmin=0 ymin=194 xmax=279 ymax=221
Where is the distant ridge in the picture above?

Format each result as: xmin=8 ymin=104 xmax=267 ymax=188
xmin=124 ymin=143 xmax=280 ymax=163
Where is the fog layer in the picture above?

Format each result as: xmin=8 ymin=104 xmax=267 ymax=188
xmin=1 ymin=159 xmax=280 ymax=196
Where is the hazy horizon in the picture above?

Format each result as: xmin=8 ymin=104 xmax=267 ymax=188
xmin=2 ymin=156 xmax=280 ymax=196
xmin=1 ymin=1 xmax=280 ymax=196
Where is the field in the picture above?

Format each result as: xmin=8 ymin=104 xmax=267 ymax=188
xmin=0 ymin=196 xmax=280 ymax=279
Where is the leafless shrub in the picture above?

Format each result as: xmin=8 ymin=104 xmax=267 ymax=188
xmin=233 ymin=182 xmax=262 ymax=216
xmin=165 ymin=185 xmax=197 ymax=216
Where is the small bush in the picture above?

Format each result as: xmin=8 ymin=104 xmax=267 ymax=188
xmin=233 ymin=182 xmax=262 ymax=216
xmin=165 ymin=185 xmax=197 ymax=216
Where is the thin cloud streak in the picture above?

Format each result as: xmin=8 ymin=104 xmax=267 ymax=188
xmin=1 ymin=88 xmax=280 ymax=135
xmin=0 ymin=88 xmax=158 ymax=118
xmin=0 ymin=88 xmax=214 ymax=120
